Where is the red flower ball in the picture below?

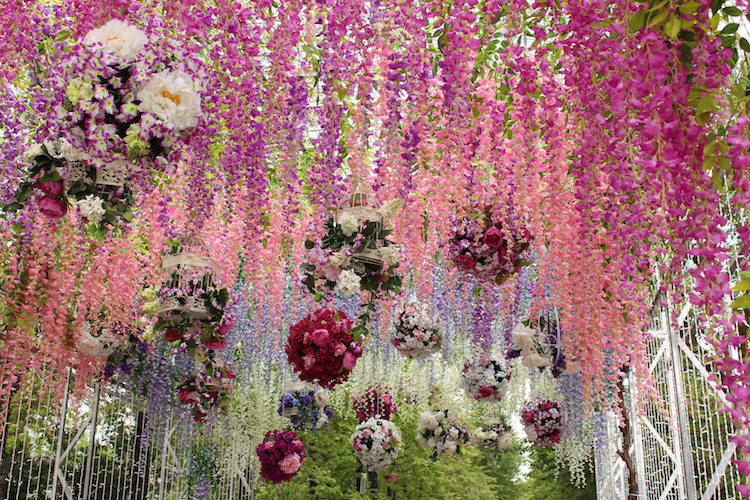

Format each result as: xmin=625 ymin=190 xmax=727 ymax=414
xmin=256 ymin=429 xmax=306 ymax=484
xmin=286 ymin=308 xmax=362 ymax=388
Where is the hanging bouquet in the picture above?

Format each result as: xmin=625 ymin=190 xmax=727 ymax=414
xmin=77 ymin=321 xmax=152 ymax=380
xmin=352 ymin=386 xmax=397 ymax=422
xmin=447 ymin=205 xmax=534 ymax=285
xmin=176 ymin=359 xmax=235 ymax=423
xmin=256 ymin=429 xmax=306 ymax=484
xmin=521 ymin=399 xmax=565 ymax=447
xmin=154 ymin=246 xmax=234 ymax=356
xmin=461 ymin=354 xmax=512 ymax=403
xmin=475 ymin=418 xmax=514 ymax=453
xmin=350 ymin=417 xmax=402 ymax=472
xmin=3 ymin=140 xmax=136 ymax=232
xmin=507 ymin=315 xmax=581 ymax=378
xmin=52 ymin=19 xmax=205 ymax=169
xmin=415 ymin=410 xmax=472 ymax=459
xmin=278 ymin=388 xmax=334 ymax=431
xmin=390 ymin=297 xmax=442 ymax=360
xmin=285 ymin=308 xmax=363 ymax=388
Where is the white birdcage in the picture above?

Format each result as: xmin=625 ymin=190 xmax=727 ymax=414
xmin=157 ymin=241 xmax=221 ymax=320
xmin=335 ymin=192 xmax=386 ymax=267
xmin=64 ymin=160 xmax=128 ymax=187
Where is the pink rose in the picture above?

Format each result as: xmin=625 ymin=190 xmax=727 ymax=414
xmin=363 ymin=428 xmax=373 ymax=438
xmin=178 ymin=389 xmax=199 ymax=404
xmin=292 ymin=440 xmax=304 ymax=451
xmin=392 ymin=338 xmax=401 ymax=347
xmin=483 ymin=226 xmax=504 ymax=248
xmin=38 ymin=180 xmax=64 ymax=197
xmin=303 ymin=354 xmax=316 ymax=370
xmin=205 ymin=338 xmax=228 ymax=350
xmin=342 ymin=351 xmax=358 ymax=371
xmin=385 ymin=475 xmax=397 ymax=483
xmin=456 ymin=254 xmax=476 ymax=270
xmin=264 ymin=441 xmax=275 ymax=451
xmin=478 ymin=385 xmax=494 ymax=398
xmin=312 ymin=328 xmax=330 ymax=347
xmin=218 ymin=316 xmax=235 ymax=336
xmin=431 ymin=335 xmax=439 ymax=342
xmin=414 ymin=330 xmax=425 ymax=340
xmin=353 ymin=438 xmax=362 ymax=451
xmin=38 ymin=196 xmax=67 ymax=219
xmin=322 ymin=266 xmax=340 ymax=282
xmin=303 ymin=331 xmax=311 ymax=345
xmin=333 ymin=343 xmax=346 ymax=357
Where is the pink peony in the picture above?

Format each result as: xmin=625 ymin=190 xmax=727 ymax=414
xmin=303 ymin=354 xmax=316 ymax=370
xmin=312 ymin=328 xmax=331 ymax=347
xmin=218 ymin=316 xmax=235 ymax=336
xmin=342 ymin=351 xmax=358 ymax=371
xmin=38 ymin=196 xmax=67 ymax=219
xmin=353 ymin=438 xmax=362 ymax=451
xmin=264 ymin=441 xmax=275 ymax=451
xmin=205 ymin=338 xmax=228 ymax=350
xmin=321 ymin=266 xmax=340 ymax=282
xmin=279 ymin=453 xmax=301 ymax=475
xmin=483 ymin=226 xmax=504 ymax=248
xmin=363 ymin=428 xmax=373 ymax=438
xmin=38 ymin=180 xmax=64 ymax=197
xmin=478 ymin=385 xmax=494 ymax=398
xmin=178 ymin=389 xmax=199 ymax=404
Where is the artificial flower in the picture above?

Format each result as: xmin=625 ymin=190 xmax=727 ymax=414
xmin=137 ymin=69 xmax=202 ymax=129
xmin=83 ymin=19 xmax=149 ymax=63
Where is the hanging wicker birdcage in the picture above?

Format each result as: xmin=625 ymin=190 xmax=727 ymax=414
xmin=157 ymin=241 xmax=221 ymax=320
xmin=335 ymin=192 xmax=386 ymax=267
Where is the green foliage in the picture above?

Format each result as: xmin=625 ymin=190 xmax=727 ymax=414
xmin=521 ymin=447 xmax=596 ymax=500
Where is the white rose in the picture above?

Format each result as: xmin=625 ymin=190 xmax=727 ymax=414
xmin=336 ymin=269 xmax=361 ymax=296
xmin=415 ymin=435 xmax=428 ymax=446
xmin=77 ymin=194 xmax=106 ymax=224
xmin=314 ymin=389 xmax=330 ymax=407
xmin=450 ymin=428 xmax=459 ymax=439
xmin=488 ymin=431 xmax=498 ymax=440
xmin=524 ymin=426 xmax=538 ymax=442
xmin=23 ymin=144 xmax=43 ymax=160
xmin=443 ymin=441 xmax=457 ymax=455
xmin=498 ymin=433 xmax=513 ymax=450
xmin=378 ymin=245 xmax=402 ymax=266
xmin=58 ymin=139 xmax=90 ymax=162
xmin=426 ymin=437 xmax=438 ymax=449
xmin=419 ymin=411 xmax=438 ymax=431
xmin=328 ymin=250 xmax=350 ymax=268
xmin=83 ymin=19 xmax=149 ymax=63
xmin=137 ymin=69 xmax=202 ymax=130
xmin=377 ymin=198 xmax=402 ymax=220
xmin=338 ymin=213 xmax=359 ymax=237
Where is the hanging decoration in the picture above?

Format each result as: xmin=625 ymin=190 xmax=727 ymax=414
xmin=508 ymin=314 xmax=581 ymax=378
xmin=278 ymin=385 xmax=334 ymax=431
xmin=475 ymin=417 xmax=514 ymax=468
xmin=461 ymin=354 xmax=512 ymax=403
xmin=521 ymin=398 xmax=565 ymax=447
xmin=256 ymin=429 xmax=306 ymax=484
xmin=350 ymin=417 xmax=402 ymax=472
xmin=415 ymin=409 xmax=472 ymax=459
xmin=176 ymin=358 xmax=235 ymax=423
xmin=285 ymin=308 xmax=363 ymax=388
xmin=352 ymin=385 xmax=397 ymax=422
xmin=390 ymin=296 xmax=442 ymax=360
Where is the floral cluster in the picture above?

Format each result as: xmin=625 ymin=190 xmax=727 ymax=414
xmin=416 ymin=410 xmax=472 ymax=459
xmin=390 ymin=297 xmax=442 ymax=360
xmin=278 ymin=388 xmax=334 ymax=431
xmin=461 ymin=354 xmax=512 ymax=403
xmin=350 ymin=417 xmax=402 ymax=472
xmin=508 ymin=321 xmax=581 ymax=378
xmin=77 ymin=321 xmax=151 ymax=380
xmin=300 ymin=198 xmax=403 ymax=300
xmin=521 ymin=399 xmax=565 ymax=447
xmin=475 ymin=418 xmax=514 ymax=454
xmin=352 ymin=386 xmax=397 ymax=422
xmin=447 ymin=207 xmax=534 ymax=285
xmin=155 ymin=264 xmax=234 ymax=356
xmin=3 ymin=140 xmax=135 ymax=232
xmin=176 ymin=360 xmax=235 ymax=423
xmin=53 ymin=19 xmax=204 ymax=168
xmin=285 ymin=308 xmax=363 ymax=388
xmin=256 ymin=429 xmax=306 ymax=484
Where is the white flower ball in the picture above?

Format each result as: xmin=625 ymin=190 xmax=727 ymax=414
xmin=137 ymin=70 xmax=202 ymax=130
xmin=83 ymin=19 xmax=149 ymax=63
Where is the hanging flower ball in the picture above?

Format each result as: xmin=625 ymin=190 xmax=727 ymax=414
xmin=176 ymin=359 xmax=235 ymax=423
xmin=256 ymin=429 xmax=306 ymax=484
xmin=352 ymin=385 xmax=397 ymax=422
xmin=475 ymin=417 xmax=514 ymax=467
xmin=391 ymin=297 xmax=442 ymax=360
xmin=521 ymin=399 xmax=565 ymax=447
xmin=278 ymin=387 xmax=334 ymax=431
xmin=415 ymin=410 xmax=472 ymax=459
xmin=350 ymin=417 xmax=402 ymax=472
xmin=285 ymin=308 xmax=362 ymax=388
xmin=461 ymin=354 xmax=512 ymax=402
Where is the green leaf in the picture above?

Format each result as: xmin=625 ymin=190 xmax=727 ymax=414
xmin=722 ymin=23 xmax=740 ymax=34
xmin=629 ymin=9 xmax=647 ymax=32
xmin=696 ymin=94 xmax=717 ymax=114
xmin=723 ymin=6 xmax=743 ymax=16
xmin=718 ymin=156 xmax=731 ymax=171
xmin=712 ymin=168 xmax=723 ymax=190
xmin=664 ymin=15 xmax=681 ymax=38
xmin=731 ymin=294 xmax=750 ymax=309
xmin=739 ymin=271 xmax=750 ymax=280
xmin=732 ymin=280 xmax=750 ymax=292
xmin=54 ymin=30 xmax=70 ymax=42
xmin=679 ymin=1 xmax=701 ymax=14
xmin=740 ymin=37 xmax=750 ymax=52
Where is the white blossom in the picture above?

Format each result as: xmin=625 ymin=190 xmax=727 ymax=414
xmin=378 ymin=198 xmax=402 ymax=220
xmin=83 ymin=19 xmax=149 ymax=63
xmin=378 ymin=245 xmax=402 ymax=266
xmin=137 ymin=69 xmax=202 ymax=129
xmin=328 ymin=250 xmax=351 ymax=268
xmin=338 ymin=213 xmax=359 ymax=237
xmin=77 ymin=194 xmax=106 ymax=224
xmin=336 ymin=269 xmax=361 ymax=296
xmin=419 ymin=411 xmax=439 ymax=431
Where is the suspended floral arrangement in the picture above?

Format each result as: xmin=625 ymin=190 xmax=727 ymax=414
xmin=508 ymin=313 xmax=581 ymax=378
xmin=447 ymin=205 xmax=534 ymax=285
xmin=521 ymin=399 xmax=565 ymax=447
xmin=390 ymin=296 xmax=442 ymax=360
xmin=277 ymin=385 xmax=334 ymax=431
xmin=77 ymin=320 xmax=152 ymax=380
xmin=415 ymin=410 xmax=472 ymax=459
xmin=3 ymin=140 xmax=135 ymax=234
xmin=350 ymin=417 xmax=402 ymax=472
xmin=285 ymin=308 xmax=363 ymax=388
xmin=352 ymin=385 xmax=397 ymax=422
xmin=461 ymin=354 xmax=512 ymax=403
xmin=256 ymin=429 xmax=306 ymax=484
xmin=176 ymin=358 xmax=235 ymax=423
xmin=475 ymin=417 xmax=514 ymax=467
xmin=300 ymin=193 xmax=404 ymax=340
xmin=154 ymin=242 xmax=234 ymax=357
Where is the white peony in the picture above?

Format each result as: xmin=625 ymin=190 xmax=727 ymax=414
xmin=58 ymin=138 xmax=91 ymax=162
xmin=378 ymin=245 xmax=402 ymax=266
xmin=449 ymin=428 xmax=459 ymax=440
xmin=426 ymin=437 xmax=438 ymax=449
xmin=338 ymin=213 xmax=359 ymax=237
xmin=512 ymin=323 xmax=537 ymax=351
xmin=377 ymin=198 xmax=402 ymax=220
xmin=524 ymin=426 xmax=538 ymax=442
xmin=83 ymin=19 xmax=149 ymax=63
xmin=416 ymin=435 xmax=428 ymax=446
xmin=419 ymin=411 xmax=439 ymax=431
xmin=23 ymin=144 xmax=43 ymax=160
xmin=137 ymin=69 xmax=202 ymax=129
xmin=336 ymin=269 xmax=361 ymax=296
xmin=76 ymin=322 xmax=113 ymax=357
xmin=328 ymin=250 xmax=351 ymax=268
xmin=77 ymin=194 xmax=106 ymax=224
xmin=314 ymin=389 xmax=330 ymax=407
xmin=498 ymin=433 xmax=513 ymax=450
xmin=443 ymin=441 xmax=457 ymax=455
xmin=522 ymin=352 xmax=551 ymax=368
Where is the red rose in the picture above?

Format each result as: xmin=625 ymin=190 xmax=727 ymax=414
xmin=38 ymin=180 xmax=64 ymax=197
xmin=164 ymin=328 xmax=182 ymax=342
xmin=38 ymin=196 xmax=67 ymax=219
xmin=456 ymin=254 xmax=476 ymax=270
xmin=483 ymin=226 xmax=504 ymax=248
xmin=478 ymin=385 xmax=494 ymax=398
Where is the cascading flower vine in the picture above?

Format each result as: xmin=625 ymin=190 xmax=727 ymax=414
xmin=350 ymin=417 xmax=402 ymax=472
xmin=256 ymin=429 xmax=306 ymax=484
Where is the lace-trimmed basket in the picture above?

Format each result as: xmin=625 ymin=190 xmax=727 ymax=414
xmin=157 ymin=249 xmax=221 ymax=320
xmin=335 ymin=192 xmax=385 ymax=267
xmin=65 ymin=160 xmax=129 ymax=187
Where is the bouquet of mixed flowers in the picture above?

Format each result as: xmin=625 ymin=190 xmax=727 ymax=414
xmin=447 ymin=205 xmax=533 ymax=285
xmin=521 ymin=399 xmax=565 ymax=447
xmin=256 ymin=429 xmax=306 ymax=484
xmin=278 ymin=387 xmax=334 ymax=431
xmin=416 ymin=410 xmax=472 ymax=459
xmin=390 ymin=297 xmax=441 ymax=360
xmin=155 ymin=247 xmax=234 ymax=356
xmin=285 ymin=308 xmax=363 ymax=388
xmin=176 ymin=359 xmax=235 ymax=423
xmin=475 ymin=417 xmax=514 ymax=457
xmin=77 ymin=321 xmax=152 ymax=380
xmin=507 ymin=317 xmax=581 ymax=378
xmin=461 ymin=354 xmax=512 ymax=403
xmin=352 ymin=386 xmax=397 ymax=422
xmin=53 ymin=19 xmax=205 ymax=169
xmin=4 ymin=140 xmax=136 ymax=232
xmin=350 ymin=417 xmax=402 ymax=472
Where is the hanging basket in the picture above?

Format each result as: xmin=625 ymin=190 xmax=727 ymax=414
xmin=65 ymin=160 xmax=128 ymax=187
xmin=157 ymin=251 xmax=222 ymax=320
xmin=335 ymin=192 xmax=383 ymax=224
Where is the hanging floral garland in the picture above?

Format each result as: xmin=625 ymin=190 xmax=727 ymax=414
xmin=415 ymin=409 xmax=472 ymax=459
xmin=350 ymin=417 xmax=402 ymax=472
xmin=256 ymin=429 xmax=306 ymax=484
xmin=390 ymin=296 xmax=442 ymax=360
